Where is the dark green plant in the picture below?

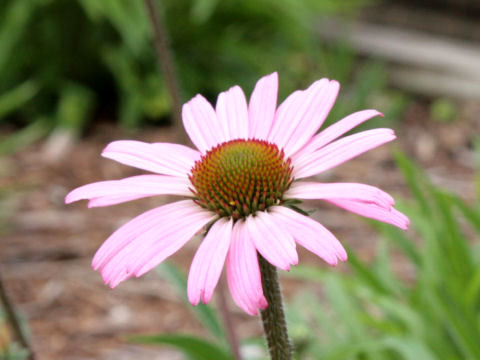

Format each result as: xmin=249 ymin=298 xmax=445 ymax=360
xmin=1 ymin=0 xmax=380 ymax=153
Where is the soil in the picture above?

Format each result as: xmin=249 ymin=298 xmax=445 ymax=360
xmin=0 ymin=98 xmax=477 ymax=360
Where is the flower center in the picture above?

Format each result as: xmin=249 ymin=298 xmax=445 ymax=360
xmin=189 ymin=139 xmax=294 ymax=219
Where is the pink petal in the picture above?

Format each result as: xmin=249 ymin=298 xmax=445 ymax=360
xmin=216 ymin=86 xmax=249 ymax=141
xmin=293 ymin=110 xmax=383 ymax=159
xmin=182 ymin=94 xmax=225 ymax=153
xmin=187 ymin=218 xmax=233 ymax=306
xmin=293 ymin=128 xmax=396 ymax=179
xmin=248 ymin=72 xmax=278 ymax=139
xmin=269 ymin=79 xmax=330 ymax=151
xmin=116 ymin=210 xmax=215 ymax=285
xmin=266 ymin=90 xmax=303 ymax=147
xmin=326 ymin=199 xmax=410 ymax=230
xmin=226 ymin=220 xmax=267 ymax=315
xmin=245 ymin=212 xmax=298 ymax=271
xmin=285 ymin=182 xmax=395 ymax=209
xmin=65 ymin=175 xmax=192 ymax=207
xmin=102 ymin=140 xmax=200 ymax=177
xmin=269 ymin=206 xmax=347 ymax=264
xmin=283 ymin=80 xmax=340 ymax=157
xmin=91 ymin=200 xmax=214 ymax=285
xmin=93 ymin=200 xmax=198 ymax=269
xmin=88 ymin=194 xmax=151 ymax=208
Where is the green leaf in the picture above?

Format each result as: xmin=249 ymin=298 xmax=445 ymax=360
xmin=449 ymin=193 xmax=480 ymax=234
xmin=156 ymin=263 xmax=226 ymax=344
xmin=130 ymin=334 xmax=232 ymax=360
xmin=380 ymin=336 xmax=437 ymax=360
xmin=0 ymin=81 xmax=40 ymax=120
xmin=346 ymin=246 xmax=395 ymax=295
xmin=0 ymin=116 xmax=51 ymax=155
xmin=190 ymin=0 xmax=220 ymax=23
xmin=0 ymin=0 xmax=52 ymax=71
xmin=474 ymin=136 xmax=480 ymax=199
xmin=285 ymin=264 xmax=326 ymax=282
xmin=394 ymin=150 xmax=431 ymax=216
xmin=370 ymin=214 xmax=421 ymax=266
xmin=56 ymin=83 xmax=96 ymax=134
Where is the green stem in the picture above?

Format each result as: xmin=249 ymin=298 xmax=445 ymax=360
xmin=258 ymin=254 xmax=292 ymax=360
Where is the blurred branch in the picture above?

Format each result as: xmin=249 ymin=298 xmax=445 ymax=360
xmin=217 ymin=280 xmax=242 ymax=360
xmin=0 ymin=271 xmax=35 ymax=360
xmin=143 ymin=0 xmax=185 ymax=142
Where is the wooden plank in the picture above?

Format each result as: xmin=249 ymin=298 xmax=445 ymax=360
xmin=390 ymin=68 xmax=480 ymax=99
xmin=317 ymin=19 xmax=480 ymax=98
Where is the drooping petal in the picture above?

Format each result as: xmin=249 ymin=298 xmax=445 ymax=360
xmin=216 ymin=85 xmax=249 ymax=141
xmin=326 ymin=199 xmax=410 ymax=230
xmin=285 ymin=182 xmax=395 ymax=209
xmin=283 ymin=80 xmax=340 ymax=157
xmin=226 ymin=220 xmax=267 ymax=315
xmin=293 ymin=128 xmax=396 ymax=179
xmin=270 ymin=206 xmax=347 ymax=264
xmin=182 ymin=94 xmax=225 ymax=153
xmin=91 ymin=200 xmax=214 ymax=286
xmin=293 ymin=109 xmax=383 ymax=159
xmin=248 ymin=72 xmax=278 ymax=139
xmin=65 ymin=175 xmax=192 ymax=207
xmin=88 ymin=194 xmax=152 ymax=208
xmin=116 ymin=211 xmax=215 ymax=284
xmin=92 ymin=200 xmax=201 ymax=270
xmin=187 ymin=218 xmax=233 ymax=306
xmin=268 ymin=79 xmax=329 ymax=151
xmin=102 ymin=140 xmax=200 ymax=177
xmin=246 ymin=212 xmax=298 ymax=271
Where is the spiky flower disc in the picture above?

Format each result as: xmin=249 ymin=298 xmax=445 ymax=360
xmin=189 ymin=139 xmax=293 ymax=219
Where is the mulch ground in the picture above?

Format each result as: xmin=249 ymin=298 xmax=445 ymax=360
xmin=0 ymin=98 xmax=477 ymax=359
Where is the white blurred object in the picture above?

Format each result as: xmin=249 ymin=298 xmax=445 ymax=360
xmin=42 ymin=127 xmax=77 ymax=164
xmin=318 ymin=19 xmax=480 ymax=99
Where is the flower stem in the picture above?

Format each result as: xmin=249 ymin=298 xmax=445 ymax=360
xmin=0 ymin=271 xmax=35 ymax=360
xmin=143 ymin=0 xmax=185 ymax=142
xmin=258 ymin=254 xmax=292 ymax=360
xmin=217 ymin=279 xmax=242 ymax=360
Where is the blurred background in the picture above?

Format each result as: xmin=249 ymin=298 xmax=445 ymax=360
xmin=0 ymin=0 xmax=479 ymax=359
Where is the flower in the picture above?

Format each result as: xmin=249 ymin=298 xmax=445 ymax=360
xmin=65 ymin=73 xmax=409 ymax=315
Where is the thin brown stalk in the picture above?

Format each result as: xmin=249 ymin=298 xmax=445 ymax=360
xmin=217 ymin=280 xmax=242 ymax=360
xmin=143 ymin=0 xmax=185 ymax=142
xmin=0 ymin=272 xmax=35 ymax=360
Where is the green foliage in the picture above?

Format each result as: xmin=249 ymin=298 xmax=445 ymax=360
xmin=1 ymin=0 xmax=389 ymax=151
xmin=156 ymin=263 xmax=227 ymax=345
xmin=286 ymin=152 xmax=480 ymax=359
xmin=474 ymin=137 xmax=480 ymax=199
xmin=430 ymin=98 xmax=458 ymax=123
xmin=0 ymin=311 xmax=29 ymax=360
xmin=127 ymin=263 xmax=235 ymax=359
xmin=0 ymin=345 xmax=29 ymax=360
xmin=130 ymin=334 xmax=233 ymax=360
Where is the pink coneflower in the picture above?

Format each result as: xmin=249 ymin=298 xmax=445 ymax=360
xmin=66 ymin=73 xmax=408 ymax=315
